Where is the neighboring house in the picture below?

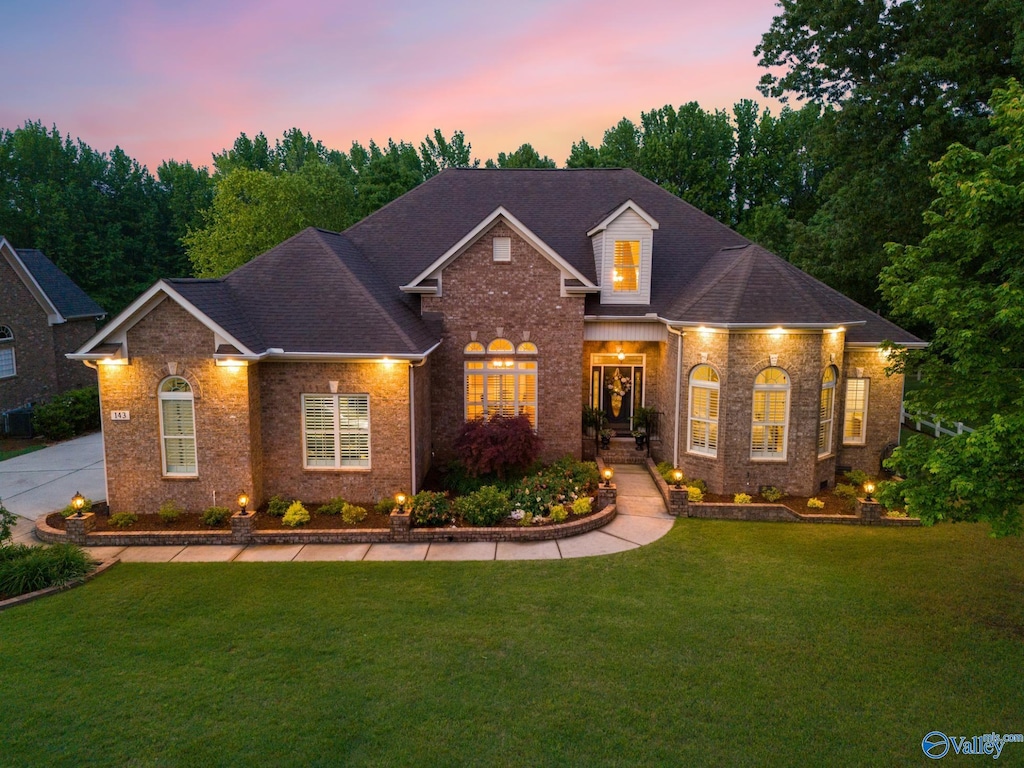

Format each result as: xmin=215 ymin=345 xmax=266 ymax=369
xmin=71 ymin=169 xmax=923 ymax=514
xmin=0 ymin=237 xmax=105 ymax=416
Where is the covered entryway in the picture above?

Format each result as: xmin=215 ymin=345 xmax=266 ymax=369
xmin=590 ymin=353 xmax=645 ymax=432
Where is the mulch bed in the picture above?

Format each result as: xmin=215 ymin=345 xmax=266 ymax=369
xmin=46 ymin=501 xmax=602 ymax=533
xmin=700 ymin=491 xmax=856 ymax=516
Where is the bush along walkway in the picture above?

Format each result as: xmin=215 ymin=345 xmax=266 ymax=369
xmin=32 ymin=470 xmax=675 ymax=562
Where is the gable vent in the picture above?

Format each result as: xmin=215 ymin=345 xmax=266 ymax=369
xmin=493 ymin=237 xmax=511 ymax=262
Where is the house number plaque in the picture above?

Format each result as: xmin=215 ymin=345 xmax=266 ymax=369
xmin=110 ymin=410 xmax=130 ymax=421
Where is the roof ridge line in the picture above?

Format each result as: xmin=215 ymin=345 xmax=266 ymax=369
xmin=311 ymin=229 xmax=420 ymax=351
xmin=676 ymin=245 xmax=754 ymax=316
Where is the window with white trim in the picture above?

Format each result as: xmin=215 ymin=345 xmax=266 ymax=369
xmin=688 ymin=364 xmax=719 ymax=457
xmin=612 ymin=240 xmax=640 ymax=292
xmin=751 ymin=367 xmax=789 ymax=460
xmin=818 ymin=366 xmax=837 ymax=457
xmin=302 ymin=394 xmax=370 ymax=469
xmin=159 ymin=377 xmax=197 ymax=476
xmin=843 ymin=378 xmax=869 ymax=445
xmin=0 ymin=325 xmax=14 ymax=379
xmin=465 ymin=341 xmax=537 ymax=427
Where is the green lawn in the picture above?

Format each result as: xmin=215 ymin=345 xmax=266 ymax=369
xmin=0 ymin=443 xmax=45 ymax=462
xmin=2 ymin=521 xmax=1022 ymax=767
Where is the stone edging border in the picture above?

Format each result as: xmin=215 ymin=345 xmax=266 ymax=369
xmin=34 ymin=501 xmax=618 ymax=547
xmin=642 ymin=458 xmax=920 ymax=527
xmin=0 ymin=558 xmax=119 ymax=613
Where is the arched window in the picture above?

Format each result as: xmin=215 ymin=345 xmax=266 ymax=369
xmin=818 ymin=366 xmax=837 ymax=457
xmin=0 ymin=325 xmax=14 ymax=379
xmin=159 ymin=377 xmax=197 ymax=476
xmin=465 ymin=341 xmax=537 ymax=427
xmin=751 ymin=367 xmax=789 ymax=460
xmin=464 ymin=342 xmax=484 ymax=355
xmin=688 ymin=364 xmax=719 ymax=457
xmin=486 ymin=338 xmax=514 ymax=354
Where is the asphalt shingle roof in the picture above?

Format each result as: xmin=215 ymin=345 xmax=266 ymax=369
xmin=161 ymin=168 xmax=921 ymax=352
xmin=16 ymin=248 xmax=105 ymax=319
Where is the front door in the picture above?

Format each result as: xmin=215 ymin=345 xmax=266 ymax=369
xmin=591 ymin=354 xmax=645 ymax=433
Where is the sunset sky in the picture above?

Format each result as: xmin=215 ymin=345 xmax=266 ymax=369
xmin=1 ymin=0 xmax=784 ymax=171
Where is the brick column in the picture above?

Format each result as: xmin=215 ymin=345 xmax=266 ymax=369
xmin=231 ymin=511 xmax=254 ymax=544
xmin=390 ymin=509 xmax=412 ymax=541
xmin=597 ymin=482 xmax=616 ymax=511
xmin=858 ymin=498 xmax=884 ymax=521
xmin=65 ymin=513 xmax=95 ymax=545
xmin=667 ymin=486 xmax=689 ymax=517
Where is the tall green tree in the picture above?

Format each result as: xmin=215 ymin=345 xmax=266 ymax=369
xmin=485 ymin=144 xmax=556 ymax=169
xmin=185 ymin=160 xmax=356 ymax=277
xmin=756 ymin=0 xmax=1024 ymax=310
xmin=156 ymin=159 xmax=214 ymax=271
xmin=420 ymin=129 xmax=478 ymax=178
xmin=878 ymin=80 xmax=1024 ymax=536
xmin=349 ymin=139 xmax=424 ymax=218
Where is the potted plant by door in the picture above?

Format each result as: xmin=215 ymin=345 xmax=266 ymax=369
xmin=631 ymin=406 xmax=657 ymax=452
xmin=599 ymin=428 xmax=613 ymax=448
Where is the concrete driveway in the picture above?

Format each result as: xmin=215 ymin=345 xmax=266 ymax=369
xmin=0 ymin=432 xmax=105 ymax=523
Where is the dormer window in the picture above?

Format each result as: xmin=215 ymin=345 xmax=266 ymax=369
xmin=613 ymin=241 xmax=640 ymax=292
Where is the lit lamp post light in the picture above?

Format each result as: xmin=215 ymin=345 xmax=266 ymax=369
xmin=672 ymin=469 xmax=684 ymax=489
xmin=395 ymin=492 xmax=407 ymax=512
xmin=864 ymin=482 xmax=876 ymax=501
xmin=71 ymin=491 xmax=86 ymax=517
xmin=602 ymin=468 xmax=614 ymax=488
xmin=238 ymin=492 xmax=249 ymax=515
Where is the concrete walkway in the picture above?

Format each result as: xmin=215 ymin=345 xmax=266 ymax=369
xmin=1 ymin=439 xmax=673 ymax=560
xmin=1 ymin=432 xmax=106 ymax=547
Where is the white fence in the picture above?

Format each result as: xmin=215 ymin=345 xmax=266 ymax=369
xmin=901 ymin=408 xmax=974 ymax=437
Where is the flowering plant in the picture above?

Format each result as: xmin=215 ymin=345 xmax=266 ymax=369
xmin=606 ymin=369 xmax=632 ymax=397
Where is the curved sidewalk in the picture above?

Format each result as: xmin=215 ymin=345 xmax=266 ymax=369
xmin=2 ymin=437 xmax=673 ymax=560
xmin=71 ymin=466 xmax=674 ymax=563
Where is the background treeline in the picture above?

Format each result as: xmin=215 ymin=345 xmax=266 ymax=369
xmin=0 ymin=0 xmax=1020 ymax=321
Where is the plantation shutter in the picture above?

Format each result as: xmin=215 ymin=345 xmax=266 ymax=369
xmin=303 ymin=395 xmax=338 ymax=468
xmin=161 ymin=397 xmax=196 ymax=475
xmin=338 ymin=394 xmax=370 ymax=468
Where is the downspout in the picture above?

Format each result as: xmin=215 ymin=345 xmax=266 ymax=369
xmin=667 ymin=326 xmax=683 ymax=467
xmin=83 ymin=360 xmax=111 ymax=506
xmin=408 ymin=357 xmax=430 ymax=494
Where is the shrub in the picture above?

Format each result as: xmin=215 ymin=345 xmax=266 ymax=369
xmin=375 ymin=497 xmax=396 ymax=516
xmin=31 ymin=386 xmax=100 ymax=441
xmin=549 ymin=505 xmax=568 ymax=523
xmin=282 ymin=502 xmax=310 ymax=527
xmin=341 ymin=503 xmax=368 ymax=525
xmin=266 ymin=495 xmax=289 ymax=517
xmin=844 ymin=469 xmax=869 ymax=487
xmin=454 ymin=415 xmax=541 ymax=478
xmin=410 ymin=491 xmax=454 ymax=527
xmin=158 ymin=500 xmax=183 ymax=524
xmin=318 ymin=497 xmax=346 ymax=516
xmin=201 ymin=506 xmax=232 ymax=527
xmin=807 ymin=497 xmax=826 ymax=510
xmin=571 ymin=496 xmax=592 ymax=516
xmin=655 ymin=461 xmax=676 ymax=483
xmin=60 ymin=497 xmax=94 ymax=518
xmin=734 ymin=493 xmax=752 ymax=504
xmin=441 ymin=460 xmax=488 ymax=496
xmin=834 ymin=483 xmax=859 ymax=511
xmin=688 ymin=478 xmax=709 ymax=494
xmin=688 ymin=487 xmax=704 ymax=503
xmin=454 ymin=485 xmax=512 ymax=527
xmin=509 ymin=457 xmax=599 ymax=516
xmin=0 ymin=499 xmax=17 ymax=543
xmin=108 ymin=512 xmax=139 ymax=529
xmin=761 ymin=486 xmax=784 ymax=503
xmin=517 ymin=511 xmax=534 ymax=527
xmin=0 ymin=543 xmax=93 ymax=599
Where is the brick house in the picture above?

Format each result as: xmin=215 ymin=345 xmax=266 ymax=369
xmin=71 ymin=169 xmax=923 ymax=513
xmin=0 ymin=237 xmax=105 ymax=416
